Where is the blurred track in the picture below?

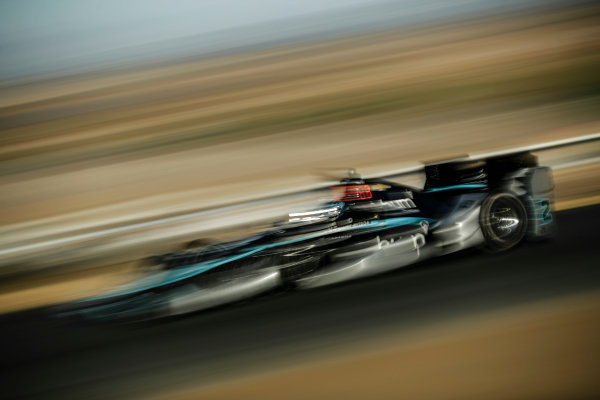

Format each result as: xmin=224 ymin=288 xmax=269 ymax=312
xmin=1 ymin=205 xmax=599 ymax=400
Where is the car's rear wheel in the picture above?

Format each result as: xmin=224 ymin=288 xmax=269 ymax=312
xmin=479 ymin=193 xmax=528 ymax=252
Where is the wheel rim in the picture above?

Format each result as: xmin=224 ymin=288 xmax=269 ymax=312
xmin=490 ymin=203 xmax=521 ymax=239
xmin=480 ymin=193 xmax=528 ymax=251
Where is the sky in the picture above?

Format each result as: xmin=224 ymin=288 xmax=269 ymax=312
xmin=0 ymin=0 xmax=554 ymax=81
xmin=1 ymin=0 xmax=376 ymax=43
xmin=0 ymin=0 xmax=378 ymax=80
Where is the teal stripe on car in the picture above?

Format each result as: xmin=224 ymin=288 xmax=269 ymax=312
xmin=423 ymin=184 xmax=487 ymax=193
xmin=85 ymin=216 xmax=434 ymax=301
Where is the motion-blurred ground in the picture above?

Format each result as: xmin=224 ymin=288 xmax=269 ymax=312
xmin=161 ymin=291 xmax=600 ymax=400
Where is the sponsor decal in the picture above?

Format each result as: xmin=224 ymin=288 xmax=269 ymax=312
xmin=324 ymin=234 xmax=353 ymax=241
xmin=326 ymin=220 xmax=370 ymax=233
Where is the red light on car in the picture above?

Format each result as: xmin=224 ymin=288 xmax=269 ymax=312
xmin=331 ymin=185 xmax=373 ymax=201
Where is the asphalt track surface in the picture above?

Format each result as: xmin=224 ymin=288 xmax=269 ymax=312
xmin=1 ymin=205 xmax=599 ymax=400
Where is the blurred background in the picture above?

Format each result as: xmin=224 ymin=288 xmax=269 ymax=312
xmin=1 ymin=0 xmax=599 ymax=399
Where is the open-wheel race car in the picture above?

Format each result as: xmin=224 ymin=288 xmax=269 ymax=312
xmin=64 ymin=152 xmax=556 ymax=321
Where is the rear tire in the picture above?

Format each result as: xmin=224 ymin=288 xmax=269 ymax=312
xmin=479 ymin=193 xmax=528 ymax=252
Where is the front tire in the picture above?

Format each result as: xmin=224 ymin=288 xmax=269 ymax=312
xmin=479 ymin=193 xmax=528 ymax=252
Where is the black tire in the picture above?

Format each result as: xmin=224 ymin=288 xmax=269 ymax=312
xmin=479 ymin=193 xmax=528 ymax=252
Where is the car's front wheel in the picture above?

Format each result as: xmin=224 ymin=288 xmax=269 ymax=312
xmin=479 ymin=193 xmax=528 ymax=252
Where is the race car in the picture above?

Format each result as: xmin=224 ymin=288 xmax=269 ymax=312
xmin=63 ymin=152 xmax=555 ymax=321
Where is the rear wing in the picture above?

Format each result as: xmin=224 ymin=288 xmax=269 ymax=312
xmin=360 ymin=132 xmax=600 ymax=186
xmin=423 ymin=152 xmax=538 ymax=190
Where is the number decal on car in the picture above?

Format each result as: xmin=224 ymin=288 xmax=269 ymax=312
xmin=536 ymin=199 xmax=552 ymax=224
